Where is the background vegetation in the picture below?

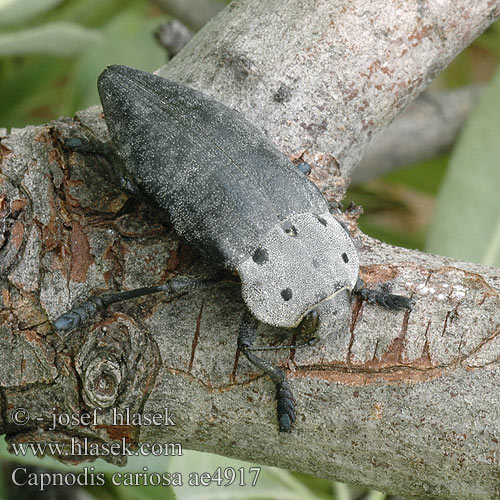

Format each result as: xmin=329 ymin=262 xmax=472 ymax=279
xmin=1 ymin=0 xmax=499 ymax=498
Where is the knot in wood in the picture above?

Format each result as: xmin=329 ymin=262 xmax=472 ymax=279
xmin=75 ymin=316 xmax=160 ymax=412
xmin=81 ymin=357 xmax=122 ymax=408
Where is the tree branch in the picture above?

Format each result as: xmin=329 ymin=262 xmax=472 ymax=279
xmin=1 ymin=0 xmax=500 ymax=498
xmin=352 ymin=85 xmax=483 ymax=184
xmin=159 ymin=0 xmax=500 ymax=198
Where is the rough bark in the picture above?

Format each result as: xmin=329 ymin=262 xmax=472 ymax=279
xmin=1 ymin=0 xmax=500 ymax=499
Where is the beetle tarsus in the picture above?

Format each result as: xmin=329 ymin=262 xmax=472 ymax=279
xmin=354 ymin=278 xmax=415 ymax=311
xmin=297 ymin=162 xmax=311 ymax=175
xmin=276 ymin=376 xmax=295 ymax=432
xmin=238 ymin=312 xmax=296 ymax=432
xmin=54 ymin=275 xmax=222 ymax=333
xmin=54 ymin=296 xmax=106 ymax=332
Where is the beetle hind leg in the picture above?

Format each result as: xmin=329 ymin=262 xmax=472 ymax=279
xmin=237 ymin=311 xmax=296 ymax=432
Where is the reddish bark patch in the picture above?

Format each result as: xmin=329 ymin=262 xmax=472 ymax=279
xmin=70 ymin=221 xmax=91 ymax=282
xmin=408 ymin=25 xmax=433 ymax=46
xmin=375 ymin=309 xmax=409 ymax=366
xmin=10 ymin=220 xmax=24 ymax=249
xmin=292 ymin=365 xmax=443 ymax=385
xmin=11 ymin=199 xmax=27 ymax=216
xmin=359 ymin=264 xmax=399 ymax=286
xmin=166 ymin=248 xmax=179 ymax=271
xmin=290 ymin=148 xmax=307 ymax=164
xmin=175 ymin=241 xmax=198 ymax=270
xmin=99 ymin=424 xmax=136 ymax=442
xmin=41 ymin=185 xmax=61 ymax=252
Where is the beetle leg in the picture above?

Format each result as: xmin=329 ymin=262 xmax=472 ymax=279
xmin=247 ymin=309 xmax=320 ymax=350
xmin=64 ymin=136 xmax=145 ymax=198
xmin=245 ymin=338 xmax=318 ymax=351
xmin=237 ymin=311 xmax=295 ymax=432
xmin=354 ymin=277 xmax=415 ymax=311
xmin=64 ymin=136 xmax=113 ymax=158
xmin=296 ymin=162 xmax=311 ymax=175
xmin=54 ymin=275 xmax=221 ymax=333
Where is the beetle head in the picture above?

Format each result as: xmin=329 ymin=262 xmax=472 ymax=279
xmin=238 ymin=212 xmax=359 ymax=329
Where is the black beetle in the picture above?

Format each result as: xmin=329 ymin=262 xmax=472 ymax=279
xmin=55 ymin=65 xmax=414 ymax=432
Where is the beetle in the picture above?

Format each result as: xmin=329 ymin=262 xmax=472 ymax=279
xmin=55 ymin=65 xmax=414 ymax=432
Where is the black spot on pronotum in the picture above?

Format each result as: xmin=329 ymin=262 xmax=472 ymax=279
xmin=281 ymin=288 xmax=293 ymax=301
xmin=273 ymin=83 xmax=292 ymax=103
xmin=314 ymin=215 xmax=327 ymax=226
xmin=342 ymin=252 xmax=349 ymax=263
xmin=312 ymin=259 xmax=320 ymax=269
xmin=252 ymin=247 xmax=269 ymax=265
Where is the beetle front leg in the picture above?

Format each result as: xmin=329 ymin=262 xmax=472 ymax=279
xmin=64 ymin=136 xmax=145 ymax=198
xmin=54 ymin=275 xmax=222 ymax=333
xmin=354 ymin=277 xmax=415 ymax=311
xmin=237 ymin=311 xmax=296 ymax=432
xmin=64 ymin=136 xmax=113 ymax=158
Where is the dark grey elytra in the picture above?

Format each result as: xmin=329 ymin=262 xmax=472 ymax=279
xmin=55 ymin=65 xmax=414 ymax=433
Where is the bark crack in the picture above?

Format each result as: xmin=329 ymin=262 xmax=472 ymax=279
xmin=348 ymin=298 xmax=363 ymax=362
xmin=188 ymin=300 xmax=204 ymax=373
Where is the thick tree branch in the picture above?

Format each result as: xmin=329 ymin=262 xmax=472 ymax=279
xmin=159 ymin=0 xmax=500 ymax=198
xmin=1 ymin=1 xmax=500 ymax=499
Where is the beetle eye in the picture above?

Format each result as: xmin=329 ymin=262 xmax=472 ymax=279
xmin=299 ymin=310 xmax=319 ymax=338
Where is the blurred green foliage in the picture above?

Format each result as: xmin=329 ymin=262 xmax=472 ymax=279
xmin=426 ymin=67 xmax=500 ymax=266
xmin=1 ymin=0 xmax=499 ymax=499
xmin=0 ymin=0 xmax=165 ymax=128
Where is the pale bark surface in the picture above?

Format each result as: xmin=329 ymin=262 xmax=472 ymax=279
xmin=1 ymin=1 xmax=500 ymax=498
xmin=352 ymin=85 xmax=483 ymax=184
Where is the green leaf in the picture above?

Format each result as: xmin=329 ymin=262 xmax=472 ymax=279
xmin=0 ymin=22 xmax=101 ymax=56
xmin=364 ymin=490 xmax=386 ymax=500
xmin=474 ymin=19 xmax=500 ymax=55
xmin=332 ymin=481 xmax=351 ymax=500
xmin=70 ymin=3 xmax=168 ymax=110
xmin=168 ymin=450 xmax=323 ymax=500
xmin=0 ymin=0 xmax=63 ymax=26
xmin=426 ymin=66 xmax=500 ymax=267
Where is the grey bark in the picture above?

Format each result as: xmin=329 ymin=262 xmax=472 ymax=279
xmin=1 ymin=0 xmax=500 ymax=499
xmin=352 ymin=85 xmax=484 ymax=184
